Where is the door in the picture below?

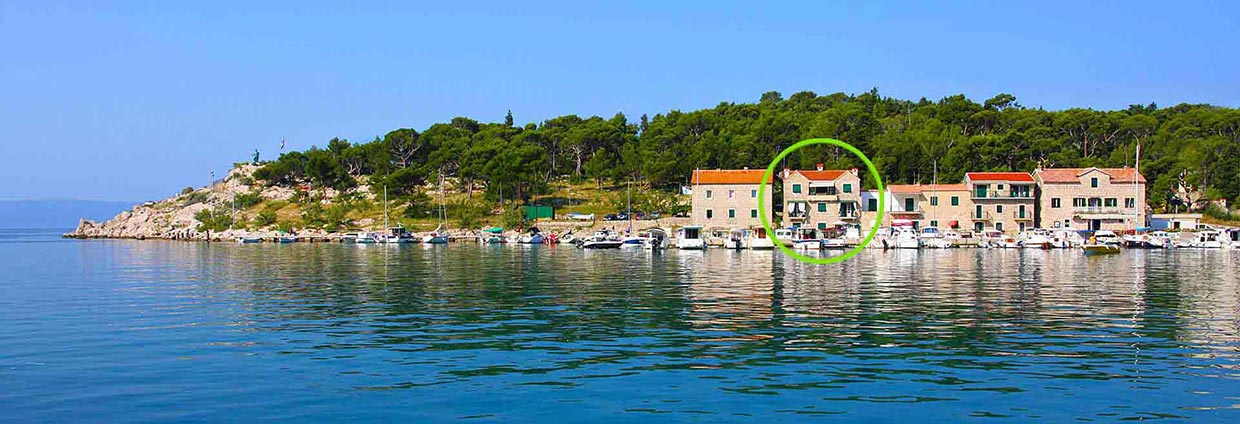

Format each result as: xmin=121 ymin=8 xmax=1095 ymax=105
xmin=1091 ymin=220 xmax=1101 ymax=231
xmin=905 ymin=198 xmax=915 ymax=212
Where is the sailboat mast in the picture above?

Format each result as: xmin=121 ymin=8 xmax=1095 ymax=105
xmin=383 ymin=185 xmax=388 ymax=230
xmin=1133 ymin=143 xmax=1141 ymax=231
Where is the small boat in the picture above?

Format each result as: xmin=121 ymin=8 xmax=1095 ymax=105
xmin=422 ymin=225 xmax=449 ymax=244
xmin=773 ymin=228 xmax=796 ymax=247
xmin=277 ymin=235 xmax=297 ymax=244
xmin=237 ymin=236 xmax=262 ymax=244
xmin=890 ymin=226 xmax=920 ymax=249
xmin=354 ymin=231 xmax=378 ymax=244
xmin=1091 ymin=230 xmax=1123 ymax=247
xmin=793 ymin=228 xmax=822 ymax=250
xmin=519 ymin=227 xmax=545 ymax=244
xmin=559 ymin=231 xmax=577 ymax=245
xmin=978 ymin=230 xmax=1017 ymax=249
xmin=675 ymin=226 xmax=707 ymax=250
xmin=384 ymin=226 xmax=416 ymax=244
xmin=919 ymin=226 xmax=953 ymax=249
xmin=1122 ymin=232 xmax=1166 ymax=249
xmin=748 ymin=227 xmax=776 ymax=250
xmin=721 ymin=228 xmax=747 ymax=250
xmin=620 ymin=232 xmax=651 ymax=248
xmin=1177 ymin=230 xmax=1223 ymax=248
xmin=1048 ymin=228 xmax=1082 ymax=248
xmin=1016 ymin=230 xmax=1051 ymax=249
xmin=646 ymin=228 xmax=669 ymax=250
xmin=1082 ymin=243 xmax=1121 ymax=255
xmin=822 ymin=225 xmax=848 ymax=249
xmin=580 ymin=230 xmax=623 ymax=249
xmin=1225 ymin=229 xmax=1240 ymax=249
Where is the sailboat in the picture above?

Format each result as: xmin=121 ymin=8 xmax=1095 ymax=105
xmin=381 ymin=186 xmax=415 ymax=243
xmin=423 ymin=174 xmax=449 ymax=244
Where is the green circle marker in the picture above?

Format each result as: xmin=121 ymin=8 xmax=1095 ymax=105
xmin=758 ymin=138 xmax=885 ymax=265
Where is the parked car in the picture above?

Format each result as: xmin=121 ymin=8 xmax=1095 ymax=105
xmin=615 ymin=212 xmax=629 ymax=221
xmin=603 ymin=213 xmax=618 ymax=221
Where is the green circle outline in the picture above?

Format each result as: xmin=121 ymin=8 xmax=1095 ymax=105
xmin=758 ymin=138 xmax=885 ymax=264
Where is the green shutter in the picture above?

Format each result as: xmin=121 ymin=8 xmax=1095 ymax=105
xmin=792 ymin=184 xmax=802 ymax=193
xmin=750 ymin=209 xmax=757 ymax=218
xmin=930 ymin=196 xmax=938 ymax=206
xmin=817 ymin=202 xmax=826 ymax=212
xmin=843 ymin=183 xmax=852 ymax=193
xmin=951 ymin=196 xmax=959 ymax=206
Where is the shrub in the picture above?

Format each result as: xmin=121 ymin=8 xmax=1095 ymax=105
xmin=255 ymin=210 xmax=277 ymax=226
xmin=194 ymin=206 xmax=233 ymax=232
xmin=180 ymin=186 xmax=194 ymax=195
xmin=233 ymin=191 xmax=263 ymax=209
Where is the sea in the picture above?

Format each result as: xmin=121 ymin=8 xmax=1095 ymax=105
xmin=1 ymin=228 xmax=1237 ymax=422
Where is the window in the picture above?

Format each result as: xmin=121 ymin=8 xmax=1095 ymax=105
xmin=1125 ymin=198 xmax=1135 ymax=208
xmin=1091 ymin=177 xmax=1098 ymax=188
xmin=975 ymin=205 xmax=983 ymax=218
xmin=817 ymin=222 xmax=827 ymax=230
xmin=706 ymin=209 xmax=713 ymax=219
xmin=1073 ymin=198 xmax=1086 ymax=207
xmin=974 ymin=184 xmax=988 ymax=198
xmin=930 ymin=220 xmax=938 ymax=227
xmin=905 ymin=198 xmax=915 ymax=212
xmin=951 ymin=196 xmax=959 ymax=206
xmin=728 ymin=190 xmax=734 ymax=199
xmin=1051 ymin=198 xmax=1061 ymax=208
xmin=997 ymin=184 xmax=1005 ymax=191
xmin=728 ymin=209 xmax=735 ymax=218
xmin=1019 ymin=222 xmax=1027 ymax=232
xmin=868 ymin=198 xmax=878 ymax=211
xmin=1105 ymin=198 xmax=1118 ymax=207
xmin=792 ymin=184 xmax=802 ymax=194
xmin=1018 ymin=205 xmax=1026 ymax=218
xmin=996 ymin=222 xmax=1004 ymax=231
xmin=810 ymin=186 xmax=837 ymax=195
xmin=930 ymin=196 xmax=939 ymax=206
xmin=817 ymin=202 xmax=827 ymax=212
xmin=997 ymin=205 xmax=1004 ymax=214
xmin=843 ymin=183 xmax=853 ymax=193
xmin=750 ymin=209 xmax=758 ymax=218
xmin=974 ymin=222 xmax=984 ymax=232
xmin=750 ymin=189 xmax=757 ymax=198
xmin=705 ymin=190 xmax=712 ymax=199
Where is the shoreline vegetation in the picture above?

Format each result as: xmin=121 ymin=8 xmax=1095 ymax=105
xmin=66 ymin=90 xmax=1240 ymax=241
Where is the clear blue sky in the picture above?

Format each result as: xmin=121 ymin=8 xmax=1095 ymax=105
xmin=2 ymin=1 xmax=1237 ymax=201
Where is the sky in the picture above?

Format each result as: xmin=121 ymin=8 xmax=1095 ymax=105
xmin=2 ymin=1 xmax=1237 ymax=201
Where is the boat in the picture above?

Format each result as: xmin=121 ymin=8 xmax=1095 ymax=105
xmin=1047 ymin=228 xmax=1083 ymax=248
xmin=748 ymin=227 xmax=775 ymax=250
xmin=620 ymin=231 xmax=651 ymax=248
xmin=354 ymin=231 xmax=378 ymax=244
xmin=646 ymin=228 xmax=669 ymax=250
xmin=519 ymin=227 xmax=545 ymax=244
xmin=422 ymin=225 xmax=449 ymax=244
xmin=722 ymin=228 xmax=747 ymax=250
xmin=1122 ymin=232 xmax=1166 ymax=249
xmin=978 ymin=229 xmax=1017 ymax=248
xmin=1016 ymin=229 xmax=1051 ymax=249
xmin=480 ymin=227 xmax=506 ymax=244
xmin=822 ymin=225 xmax=848 ymax=249
xmin=1091 ymin=230 xmax=1122 ymax=246
xmin=792 ymin=227 xmax=822 ymax=250
xmin=383 ymin=226 xmax=416 ymax=244
xmin=1177 ymin=230 xmax=1223 ymax=248
xmin=919 ymin=226 xmax=953 ymax=249
xmin=773 ymin=228 xmax=796 ymax=247
xmin=559 ymin=231 xmax=577 ymax=245
xmin=675 ymin=226 xmax=707 ymax=250
xmin=236 ymin=236 xmax=262 ymax=244
xmin=1082 ymin=243 xmax=1121 ymax=255
xmin=580 ymin=230 xmax=623 ymax=249
xmin=1225 ymin=229 xmax=1240 ymax=249
xmin=277 ymin=235 xmax=297 ymax=244
xmin=889 ymin=226 xmax=920 ymax=249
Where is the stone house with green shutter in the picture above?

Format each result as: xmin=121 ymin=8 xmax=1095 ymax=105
xmin=779 ymin=165 xmax=862 ymax=230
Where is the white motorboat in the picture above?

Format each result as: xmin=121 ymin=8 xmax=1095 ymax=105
xmin=675 ymin=226 xmax=707 ymax=250
xmin=620 ymin=232 xmax=651 ymax=248
xmin=721 ymin=228 xmax=747 ymax=250
xmin=773 ymin=228 xmax=796 ymax=248
xmin=646 ymin=228 xmax=669 ymax=250
xmin=748 ymin=227 xmax=775 ymax=250
xmin=581 ymin=230 xmax=623 ymax=249
xmin=1047 ymin=228 xmax=1083 ymax=248
xmin=1122 ymin=232 xmax=1167 ymax=249
xmin=1177 ymin=230 xmax=1223 ymax=248
xmin=1091 ymin=230 xmax=1123 ymax=247
xmin=1017 ymin=230 xmax=1051 ymax=249
xmin=890 ymin=226 xmax=920 ymax=249
xmin=792 ymin=228 xmax=822 ymax=250
xmin=1223 ymin=229 xmax=1240 ymax=249
xmin=355 ymin=231 xmax=379 ymax=244
xmin=978 ymin=229 xmax=1017 ymax=248
xmin=384 ymin=226 xmax=416 ymax=244
xmin=919 ymin=226 xmax=952 ymax=249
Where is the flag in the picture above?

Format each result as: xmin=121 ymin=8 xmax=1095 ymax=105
xmin=280 ymin=137 xmax=286 ymax=151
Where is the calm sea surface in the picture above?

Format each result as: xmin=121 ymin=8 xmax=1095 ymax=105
xmin=1 ymin=229 xmax=1238 ymax=422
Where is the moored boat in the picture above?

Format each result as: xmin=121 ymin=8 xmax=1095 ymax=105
xmin=675 ymin=226 xmax=707 ymax=250
xmin=748 ymin=227 xmax=775 ymax=250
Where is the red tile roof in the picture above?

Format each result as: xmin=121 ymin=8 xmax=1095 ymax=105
xmin=965 ymin=172 xmax=1035 ymax=183
xmin=1036 ymin=167 xmax=1146 ymax=184
xmin=789 ymin=169 xmax=848 ymax=181
xmin=886 ymin=183 xmax=969 ymax=194
xmin=691 ymin=169 xmax=771 ymax=185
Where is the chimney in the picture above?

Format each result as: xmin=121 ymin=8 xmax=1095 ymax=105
xmin=816 ymin=163 xmax=824 ymax=171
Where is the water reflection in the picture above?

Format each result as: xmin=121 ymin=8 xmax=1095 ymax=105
xmin=40 ymin=240 xmax=1240 ymax=420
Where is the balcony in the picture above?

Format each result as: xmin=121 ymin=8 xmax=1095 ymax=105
xmin=972 ymin=192 xmax=1034 ymax=200
xmin=973 ymin=211 xmax=993 ymax=221
xmin=807 ymin=193 xmax=841 ymax=202
xmin=786 ymin=210 xmax=808 ymax=221
xmin=890 ymin=207 xmax=925 ymax=217
xmin=1074 ymin=206 xmax=1135 ymax=219
xmin=839 ymin=210 xmax=860 ymax=220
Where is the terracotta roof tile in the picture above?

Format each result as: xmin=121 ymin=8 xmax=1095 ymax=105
xmin=691 ymin=169 xmax=771 ymax=185
xmin=789 ymin=169 xmax=849 ymax=181
xmin=965 ymin=172 xmax=1034 ymax=183
xmin=1036 ymin=167 xmax=1146 ymax=184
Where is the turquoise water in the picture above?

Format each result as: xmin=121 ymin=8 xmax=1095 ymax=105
xmin=1 ymin=229 xmax=1238 ymax=422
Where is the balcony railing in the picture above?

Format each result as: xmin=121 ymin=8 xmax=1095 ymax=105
xmin=839 ymin=210 xmax=859 ymax=219
xmin=973 ymin=211 xmax=993 ymax=220
xmin=1074 ymin=206 xmax=1132 ymax=215
xmin=972 ymin=192 xmax=1033 ymax=199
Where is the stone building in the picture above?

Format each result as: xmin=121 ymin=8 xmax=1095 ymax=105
xmin=690 ymin=169 xmax=774 ymax=230
xmin=880 ymin=184 xmax=972 ymax=230
xmin=779 ymin=166 xmax=862 ymax=230
xmin=1033 ymin=167 xmax=1146 ymax=231
xmin=964 ymin=172 xmax=1037 ymax=233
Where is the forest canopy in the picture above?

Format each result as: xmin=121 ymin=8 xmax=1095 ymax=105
xmin=254 ymin=90 xmax=1240 ymax=209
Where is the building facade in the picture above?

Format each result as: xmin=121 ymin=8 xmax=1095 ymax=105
xmin=964 ymin=172 xmax=1036 ymax=233
xmin=690 ymin=169 xmax=774 ymax=230
xmin=1033 ymin=167 xmax=1146 ymax=231
xmin=780 ymin=167 xmax=862 ymax=230
xmin=880 ymin=184 xmax=972 ymax=230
